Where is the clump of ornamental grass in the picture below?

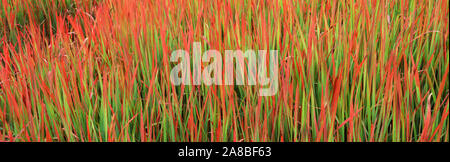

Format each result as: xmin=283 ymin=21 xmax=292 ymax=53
xmin=0 ymin=0 xmax=448 ymax=142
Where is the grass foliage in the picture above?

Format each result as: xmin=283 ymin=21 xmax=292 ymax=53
xmin=0 ymin=0 xmax=449 ymax=142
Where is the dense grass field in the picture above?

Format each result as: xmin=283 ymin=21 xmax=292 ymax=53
xmin=0 ymin=0 xmax=448 ymax=142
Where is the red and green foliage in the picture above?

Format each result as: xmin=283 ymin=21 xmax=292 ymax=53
xmin=0 ymin=0 xmax=448 ymax=142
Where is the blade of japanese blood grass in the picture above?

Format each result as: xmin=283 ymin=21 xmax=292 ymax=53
xmin=37 ymin=74 xmax=62 ymax=141
xmin=421 ymin=94 xmax=433 ymax=142
xmin=196 ymin=85 xmax=213 ymax=141
xmin=430 ymin=99 xmax=449 ymax=142
xmin=429 ymin=65 xmax=449 ymax=140
xmin=158 ymin=11 xmax=178 ymax=141
xmin=107 ymin=101 xmax=120 ymax=142
xmin=306 ymin=5 xmax=316 ymax=71
xmin=214 ymin=85 xmax=227 ymax=142
xmin=329 ymin=65 xmax=343 ymax=141
xmin=432 ymin=62 xmax=449 ymax=115
xmin=187 ymin=102 xmax=196 ymax=142
xmin=335 ymin=105 xmax=363 ymax=137
xmin=293 ymin=84 xmax=300 ymax=142
xmin=10 ymin=120 xmax=32 ymax=142
xmin=188 ymin=90 xmax=201 ymax=142
xmin=316 ymin=61 xmax=342 ymax=141
xmin=118 ymin=112 xmax=139 ymax=141
xmin=14 ymin=42 xmax=39 ymax=142
xmin=142 ymin=68 xmax=158 ymax=141
xmin=369 ymin=121 xmax=377 ymax=142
